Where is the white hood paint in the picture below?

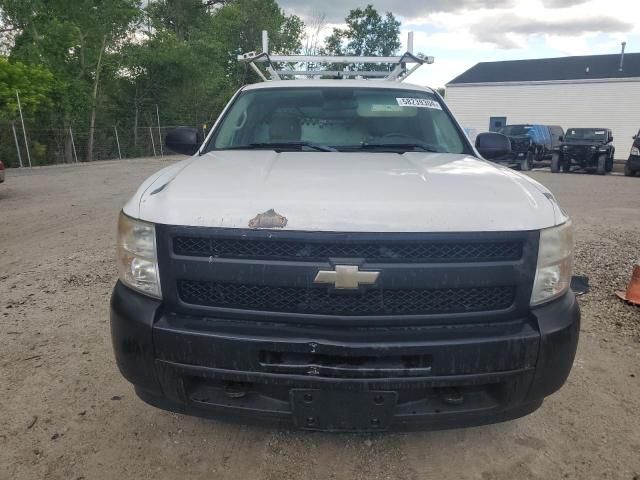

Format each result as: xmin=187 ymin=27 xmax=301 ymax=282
xmin=123 ymin=151 xmax=565 ymax=232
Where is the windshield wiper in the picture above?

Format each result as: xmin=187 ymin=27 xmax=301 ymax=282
xmin=231 ymin=142 xmax=337 ymax=152
xmin=346 ymin=142 xmax=441 ymax=153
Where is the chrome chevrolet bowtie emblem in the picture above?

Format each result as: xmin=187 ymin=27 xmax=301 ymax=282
xmin=314 ymin=265 xmax=380 ymax=290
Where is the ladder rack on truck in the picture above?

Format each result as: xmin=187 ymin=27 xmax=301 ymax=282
xmin=237 ymin=31 xmax=434 ymax=82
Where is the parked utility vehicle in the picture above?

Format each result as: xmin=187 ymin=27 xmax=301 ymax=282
xmin=553 ymin=128 xmax=614 ymax=174
xmin=626 ymin=129 xmax=640 ymax=177
xmin=111 ymin=45 xmax=579 ymax=432
xmin=496 ymin=124 xmax=564 ymax=171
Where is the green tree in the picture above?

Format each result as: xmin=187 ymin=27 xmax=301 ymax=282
xmin=117 ymin=29 xmax=229 ymax=151
xmin=211 ymin=0 xmax=304 ymax=83
xmin=323 ymin=5 xmax=401 ymax=72
xmin=146 ymin=0 xmax=230 ymax=41
xmin=0 ymin=57 xmax=53 ymax=119
xmin=0 ymin=0 xmax=304 ymax=164
xmin=0 ymin=57 xmax=54 ymax=167
xmin=2 ymin=0 xmax=141 ymax=160
xmin=113 ymin=0 xmax=303 ymax=154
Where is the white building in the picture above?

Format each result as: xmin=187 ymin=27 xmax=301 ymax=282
xmin=445 ymin=52 xmax=640 ymax=158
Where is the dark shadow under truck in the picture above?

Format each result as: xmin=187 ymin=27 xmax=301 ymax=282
xmin=552 ymin=128 xmax=615 ymax=175
xmin=495 ymin=124 xmax=564 ymax=171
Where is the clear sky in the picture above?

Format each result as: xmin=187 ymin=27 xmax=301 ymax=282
xmin=278 ymin=0 xmax=638 ymax=88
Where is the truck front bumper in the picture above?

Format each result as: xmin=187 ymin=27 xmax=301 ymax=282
xmin=111 ymin=282 xmax=580 ymax=432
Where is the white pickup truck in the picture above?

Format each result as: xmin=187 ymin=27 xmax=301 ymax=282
xmin=111 ymin=78 xmax=579 ymax=432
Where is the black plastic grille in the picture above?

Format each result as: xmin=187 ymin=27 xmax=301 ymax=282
xmin=178 ymin=280 xmax=516 ymax=316
xmin=509 ymin=137 xmax=531 ymax=152
xmin=565 ymin=145 xmax=593 ymax=158
xmin=174 ymin=237 xmax=522 ymax=263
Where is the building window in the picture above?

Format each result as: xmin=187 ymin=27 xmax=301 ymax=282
xmin=489 ymin=117 xmax=507 ymax=132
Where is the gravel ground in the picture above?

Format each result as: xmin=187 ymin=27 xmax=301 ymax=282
xmin=0 ymin=159 xmax=639 ymax=480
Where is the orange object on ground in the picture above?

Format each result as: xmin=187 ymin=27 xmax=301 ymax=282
xmin=616 ymin=264 xmax=640 ymax=306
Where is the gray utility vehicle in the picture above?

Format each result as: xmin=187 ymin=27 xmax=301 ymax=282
xmin=552 ymin=128 xmax=614 ymax=175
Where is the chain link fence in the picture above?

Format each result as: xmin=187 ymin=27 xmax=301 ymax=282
xmin=0 ymin=124 xmax=204 ymax=168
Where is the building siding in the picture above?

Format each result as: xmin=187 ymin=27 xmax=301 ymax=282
xmin=445 ymin=80 xmax=640 ymax=158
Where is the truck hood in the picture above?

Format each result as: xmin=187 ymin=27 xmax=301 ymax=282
xmin=124 ymin=151 xmax=565 ymax=232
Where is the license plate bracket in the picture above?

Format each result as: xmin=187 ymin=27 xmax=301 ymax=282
xmin=290 ymin=389 xmax=397 ymax=432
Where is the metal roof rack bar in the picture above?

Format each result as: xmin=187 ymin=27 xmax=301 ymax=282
xmin=237 ymin=31 xmax=434 ymax=82
xmin=275 ymin=70 xmax=392 ymax=78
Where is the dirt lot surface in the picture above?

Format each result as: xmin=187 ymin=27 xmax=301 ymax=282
xmin=1 ymin=159 xmax=639 ymax=480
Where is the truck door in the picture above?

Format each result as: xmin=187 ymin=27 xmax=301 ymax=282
xmin=549 ymin=126 xmax=564 ymax=149
xmin=538 ymin=126 xmax=552 ymax=157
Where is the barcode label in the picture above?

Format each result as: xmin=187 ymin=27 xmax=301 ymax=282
xmin=396 ymin=98 xmax=443 ymax=110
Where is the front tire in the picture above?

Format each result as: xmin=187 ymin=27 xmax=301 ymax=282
xmin=605 ymin=159 xmax=613 ymax=173
xmin=597 ymin=154 xmax=607 ymax=175
xmin=551 ymin=153 xmax=561 ymax=173
xmin=520 ymin=152 xmax=532 ymax=171
xmin=606 ymin=150 xmax=614 ymax=172
xmin=625 ymin=163 xmax=635 ymax=177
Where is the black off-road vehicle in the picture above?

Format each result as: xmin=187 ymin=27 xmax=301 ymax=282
xmin=552 ymin=128 xmax=615 ymax=175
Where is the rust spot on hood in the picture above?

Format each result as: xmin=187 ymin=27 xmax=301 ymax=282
xmin=248 ymin=209 xmax=288 ymax=229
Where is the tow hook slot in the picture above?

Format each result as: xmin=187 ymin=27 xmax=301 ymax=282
xmin=223 ymin=381 xmax=250 ymax=399
xmin=436 ymin=387 xmax=465 ymax=406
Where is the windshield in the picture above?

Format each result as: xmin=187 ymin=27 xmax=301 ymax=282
xmin=564 ymin=128 xmax=607 ymax=141
xmin=204 ymin=87 xmax=469 ymax=154
xmin=498 ymin=125 xmax=533 ymax=137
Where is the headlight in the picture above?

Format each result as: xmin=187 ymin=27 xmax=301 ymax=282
xmin=631 ymin=146 xmax=640 ymax=156
xmin=531 ymin=221 xmax=573 ymax=306
xmin=591 ymin=146 xmax=597 ymax=150
xmin=117 ymin=212 xmax=162 ymax=298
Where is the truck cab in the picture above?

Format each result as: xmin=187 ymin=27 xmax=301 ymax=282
xmin=111 ymin=53 xmax=579 ymax=432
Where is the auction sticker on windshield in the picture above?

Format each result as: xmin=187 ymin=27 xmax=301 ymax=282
xmin=396 ymin=98 xmax=442 ymax=110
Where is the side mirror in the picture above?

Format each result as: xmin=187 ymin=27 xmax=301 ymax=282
xmin=633 ymin=135 xmax=638 ymax=140
xmin=165 ymin=128 xmax=202 ymax=156
xmin=558 ymin=135 xmax=564 ymax=142
xmin=475 ymin=132 xmax=511 ymax=160
xmin=609 ymin=136 xmax=614 ymax=142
